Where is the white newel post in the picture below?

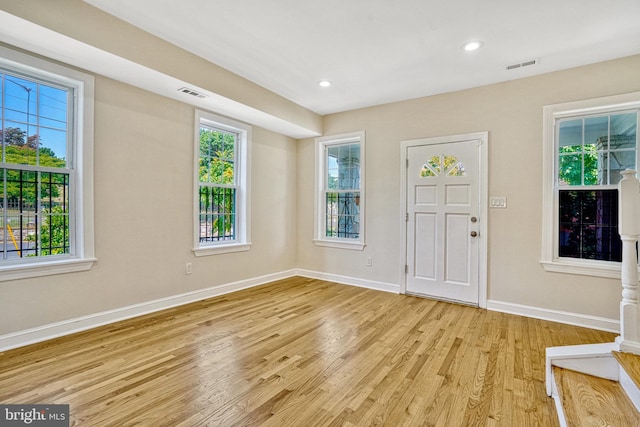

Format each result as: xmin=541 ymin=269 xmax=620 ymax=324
xmin=617 ymin=169 xmax=640 ymax=354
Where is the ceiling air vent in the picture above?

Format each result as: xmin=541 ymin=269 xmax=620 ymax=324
xmin=506 ymin=58 xmax=539 ymax=70
xmin=178 ymin=87 xmax=207 ymax=98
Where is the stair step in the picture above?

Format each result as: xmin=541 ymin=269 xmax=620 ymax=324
xmin=553 ymin=366 xmax=640 ymax=426
xmin=614 ymin=351 xmax=640 ymax=390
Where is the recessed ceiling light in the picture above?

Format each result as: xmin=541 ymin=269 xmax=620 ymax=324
xmin=463 ymin=41 xmax=483 ymax=51
xmin=318 ymin=80 xmax=332 ymax=88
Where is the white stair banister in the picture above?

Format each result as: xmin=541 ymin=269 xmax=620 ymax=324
xmin=617 ymin=169 xmax=640 ymax=354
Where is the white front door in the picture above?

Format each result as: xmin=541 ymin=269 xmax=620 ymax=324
xmin=404 ymin=134 xmax=485 ymax=306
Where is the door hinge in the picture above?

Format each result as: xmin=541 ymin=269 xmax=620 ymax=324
xmin=406 ymin=213 xmax=409 ymax=222
xmin=406 ymin=158 xmax=409 ymax=168
xmin=405 ymin=264 xmax=409 ymax=274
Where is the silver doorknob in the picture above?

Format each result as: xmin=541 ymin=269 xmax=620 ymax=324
xmin=470 ymin=231 xmax=478 ymax=237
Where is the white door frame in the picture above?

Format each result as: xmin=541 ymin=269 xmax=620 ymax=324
xmin=399 ymin=131 xmax=488 ymax=308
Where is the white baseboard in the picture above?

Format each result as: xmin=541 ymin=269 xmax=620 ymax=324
xmin=0 ymin=269 xmax=297 ymax=352
xmin=294 ymin=269 xmax=400 ymax=294
xmin=487 ymin=299 xmax=620 ymax=333
xmin=620 ymin=364 xmax=640 ymax=412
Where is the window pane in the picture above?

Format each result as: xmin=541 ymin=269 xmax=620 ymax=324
xmin=326 ymin=143 xmax=360 ymax=191
xmin=1 ymin=123 xmax=28 ymax=147
xmin=3 ymin=75 xmax=36 ymax=125
xmin=208 ymin=160 xmax=234 ymax=184
xmin=605 ymin=150 xmax=636 ymax=184
xmin=39 ymin=127 xmax=67 ymax=167
xmin=446 ymin=158 xmax=465 ymax=176
xmin=41 ymin=172 xmax=70 ymax=213
xmin=558 ymin=119 xmax=583 ymax=152
xmin=3 ymin=75 xmax=70 ymax=168
xmin=583 ymin=143 xmax=599 ymax=185
xmin=428 ymin=155 xmax=441 ymax=174
xmin=0 ymin=168 xmax=70 ymax=259
xmin=325 ymin=191 xmax=360 ymax=238
xmin=558 ymin=189 xmax=620 ymax=261
xmin=220 ymin=133 xmax=235 ymax=160
xmin=199 ymin=186 xmax=236 ymax=242
xmin=41 ymin=204 xmax=70 ymax=256
xmin=3 ymin=121 xmax=36 ymax=165
xmin=611 ymin=113 xmax=637 ymax=147
xmin=199 ymin=129 xmax=214 ymax=158
xmin=327 ymin=146 xmax=339 ymax=189
xmin=558 ymin=154 xmax=582 ymax=185
xmin=585 ymin=116 xmax=609 ymax=148
xmin=39 ymin=85 xmax=68 ymax=130
xmin=5 ymin=170 xmax=38 ymax=212
xmin=420 ymin=164 xmax=436 ymax=177
xmin=199 ymin=128 xmax=236 ymax=185
xmin=44 ymin=172 xmax=68 ymax=255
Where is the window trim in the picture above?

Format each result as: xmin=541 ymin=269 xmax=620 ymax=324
xmin=193 ymin=110 xmax=251 ymax=256
xmin=541 ymin=91 xmax=640 ymax=278
xmin=314 ymin=131 xmax=366 ymax=251
xmin=0 ymin=46 xmax=95 ymax=281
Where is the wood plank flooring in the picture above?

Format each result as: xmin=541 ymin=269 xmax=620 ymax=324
xmin=0 ymin=277 xmax=615 ymax=426
xmin=553 ymin=366 xmax=640 ymax=426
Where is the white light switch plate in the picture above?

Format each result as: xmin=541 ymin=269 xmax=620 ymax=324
xmin=490 ymin=196 xmax=507 ymax=208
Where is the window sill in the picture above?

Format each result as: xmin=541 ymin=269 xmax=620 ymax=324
xmin=313 ymin=239 xmax=366 ymax=251
xmin=0 ymin=257 xmax=97 ymax=282
xmin=541 ymin=259 xmax=622 ymax=279
xmin=193 ymin=242 xmax=252 ymax=257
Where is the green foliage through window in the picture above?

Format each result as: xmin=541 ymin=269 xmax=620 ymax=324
xmin=420 ymin=155 xmax=465 ymax=177
xmin=199 ymin=127 xmax=237 ymax=242
xmin=557 ymin=113 xmax=637 ymax=186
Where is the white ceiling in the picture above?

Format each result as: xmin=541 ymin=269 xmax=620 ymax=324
xmin=85 ymin=0 xmax=640 ymax=115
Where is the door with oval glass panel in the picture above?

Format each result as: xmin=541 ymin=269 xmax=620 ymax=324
xmin=404 ymin=135 xmax=485 ymax=305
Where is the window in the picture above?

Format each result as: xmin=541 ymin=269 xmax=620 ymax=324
xmin=542 ymin=92 xmax=640 ymax=277
xmin=0 ymin=46 xmax=95 ymax=281
xmin=420 ymin=154 xmax=466 ymax=177
xmin=194 ymin=110 xmax=251 ymax=256
xmin=314 ymin=131 xmax=365 ymax=250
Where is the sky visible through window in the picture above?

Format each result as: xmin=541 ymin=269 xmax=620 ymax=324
xmin=2 ymin=72 xmax=68 ymax=164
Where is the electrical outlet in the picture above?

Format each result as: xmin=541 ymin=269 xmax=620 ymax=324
xmin=185 ymin=263 xmax=193 ymax=275
xmin=366 ymin=257 xmax=372 ymax=267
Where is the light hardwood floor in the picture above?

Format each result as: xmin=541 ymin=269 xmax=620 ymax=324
xmin=0 ymin=277 xmax=615 ymax=426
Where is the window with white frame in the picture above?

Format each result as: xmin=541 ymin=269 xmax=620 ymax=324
xmin=314 ymin=131 xmax=365 ymax=250
xmin=194 ymin=110 xmax=251 ymax=256
xmin=0 ymin=46 xmax=95 ymax=281
xmin=542 ymin=93 xmax=640 ymax=277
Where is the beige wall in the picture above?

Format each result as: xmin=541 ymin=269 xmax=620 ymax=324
xmin=296 ymin=54 xmax=640 ymax=321
xmin=0 ymin=76 xmax=298 ymax=334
